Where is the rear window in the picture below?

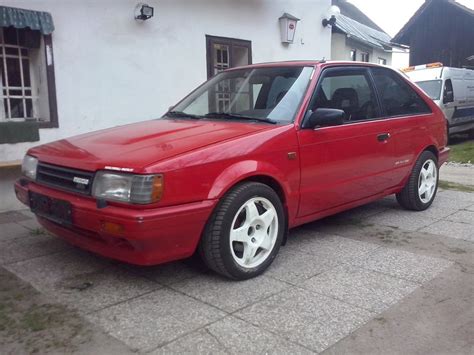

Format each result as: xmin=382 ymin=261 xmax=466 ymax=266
xmin=415 ymin=80 xmax=442 ymax=100
xmin=372 ymin=68 xmax=431 ymax=117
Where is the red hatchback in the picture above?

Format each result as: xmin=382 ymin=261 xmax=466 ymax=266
xmin=15 ymin=61 xmax=449 ymax=280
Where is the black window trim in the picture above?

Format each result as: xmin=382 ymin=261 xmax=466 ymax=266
xmin=301 ymin=66 xmax=384 ymax=128
xmin=40 ymin=34 xmax=58 ymax=129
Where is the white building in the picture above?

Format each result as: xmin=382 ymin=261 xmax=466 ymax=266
xmin=0 ymin=0 xmax=332 ymax=211
xmin=329 ymin=0 xmax=394 ymax=66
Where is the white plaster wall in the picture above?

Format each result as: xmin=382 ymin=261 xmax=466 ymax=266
xmin=330 ymin=33 xmax=392 ymax=66
xmin=330 ymin=32 xmax=349 ymax=60
xmin=373 ymin=48 xmax=392 ymax=66
xmin=0 ymin=0 xmax=332 ymax=163
xmin=392 ymin=50 xmax=410 ymax=69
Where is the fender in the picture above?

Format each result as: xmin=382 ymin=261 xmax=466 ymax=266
xmin=207 ymin=159 xmax=300 ymax=224
xmin=399 ymin=141 xmax=441 ymax=189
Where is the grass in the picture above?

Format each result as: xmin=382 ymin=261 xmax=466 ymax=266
xmin=29 ymin=228 xmax=46 ymax=236
xmin=448 ymin=139 xmax=474 ymax=164
xmin=439 ymin=180 xmax=474 ymax=193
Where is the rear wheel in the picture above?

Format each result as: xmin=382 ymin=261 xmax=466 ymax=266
xmin=396 ymin=151 xmax=439 ymax=211
xmin=199 ymin=182 xmax=284 ymax=280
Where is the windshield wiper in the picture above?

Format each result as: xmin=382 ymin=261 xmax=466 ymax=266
xmin=204 ymin=112 xmax=277 ymax=124
xmin=165 ymin=111 xmax=202 ymax=120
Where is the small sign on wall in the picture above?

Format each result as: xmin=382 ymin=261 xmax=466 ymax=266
xmin=279 ymin=13 xmax=300 ymax=44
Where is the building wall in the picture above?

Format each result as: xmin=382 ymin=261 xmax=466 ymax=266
xmin=0 ymin=0 xmax=331 ymax=212
xmin=330 ymin=32 xmax=392 ymax=66
xmin=0 ymin=0 xmax=332 ymax=164
xmin=407 ymin=2 xmax=474 ymax=68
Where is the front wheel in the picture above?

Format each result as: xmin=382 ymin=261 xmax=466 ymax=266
xmin=199 ymin=182 xmax=285 ymax=280
xmin=396 ymin=151 xmax=439 ymax=211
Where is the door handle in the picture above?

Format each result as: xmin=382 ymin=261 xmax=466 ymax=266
xmin=377 ymin=133 xmax=391 ymax=142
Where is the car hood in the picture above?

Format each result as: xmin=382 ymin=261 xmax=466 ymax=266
xmin=29 ymin=119 xmax=274 ymax=172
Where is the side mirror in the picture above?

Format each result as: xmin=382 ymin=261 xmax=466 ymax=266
xmin=303 ymin=108 xmax=345 ymax=129
xmin=443 ymin=90 xmax=454 ymax=104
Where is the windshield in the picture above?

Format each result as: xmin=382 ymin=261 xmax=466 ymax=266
xmin=167 ymin=66 xmax=314 ymax=123
xmin=415 ymin=80 xmax=442 ymax=100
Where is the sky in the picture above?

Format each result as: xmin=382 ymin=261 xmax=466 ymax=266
xmin=346 ymin=0 xmax=474 ymax=37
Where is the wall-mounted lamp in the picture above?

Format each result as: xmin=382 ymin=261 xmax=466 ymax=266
xmin=322 ymin=5 xmax=340 ymax=27
xmin=279 ymin=13 xmax=300 ymax=44
xmin=135 ymin=3 xmax=154 ymax=21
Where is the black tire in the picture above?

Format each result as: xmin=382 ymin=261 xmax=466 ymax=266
xmin=396 ymin=151 xmax=439 ymax=211
xmin=199 ymin=182 xmax=285 ymax=280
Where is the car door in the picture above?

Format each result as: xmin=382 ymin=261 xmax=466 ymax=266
xmin=370 ymin=67 xmax=433 ymax=187
xmin=297 ymin=66 xmax=399 ymax=217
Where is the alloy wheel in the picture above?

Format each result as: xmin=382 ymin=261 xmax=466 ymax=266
xmin=418 ymin=159 xmax=437 ymax=203
xmin=229 ymin=197 xmax=278 ymax=269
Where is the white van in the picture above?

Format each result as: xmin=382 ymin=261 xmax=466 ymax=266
xmin=402 ymin=63 xmax=474 ymax=137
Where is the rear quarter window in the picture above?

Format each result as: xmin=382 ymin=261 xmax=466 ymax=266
xmin=372 ymin=68 xmax=431 ymax=117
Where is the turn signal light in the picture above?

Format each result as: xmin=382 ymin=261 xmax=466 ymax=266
xmin=151 ymin=175 xmax=164 ymax=202
xmin=101 ymin=221 xmax=125 ymax=236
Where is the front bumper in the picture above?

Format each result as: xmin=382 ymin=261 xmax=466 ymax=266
xmin=14 ymin=180 xmax=217 ymax=265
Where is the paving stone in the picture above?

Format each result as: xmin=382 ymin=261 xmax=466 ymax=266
xmin=286 ymin=233 xmax=380 ymax=264
xmin=0 ymin=222 xmax=31 ymax=242
xmin=351 ymin=248 xmax=452 ymax=284
xmin=87 ymin=288 xmax=226 ymax=352
xmin=437 ymin=189 xmax=474 ymax=203
xmin=122 ymin=261 xmax=201 ymax=286
xmin=421 ymin=220 xmax=474 ymax=243
xmin=445 ymin=210 xmax=474 ymax=225
xmin=0 ymin=233 xmax=70 ymax=265
xmin=265 ymin=249 xmax=336 ymax=284
xmin=5 ymin=249 xmax=111 ymax=292
xmin=329 ymin=202 xmax=390 ymax=221
xmin=466 ymin=204 xmax=474 ymax=212
xmin=16 ymin=217 xmax=42 ymax=231
xmin=18 ymin=209 xmax=36 ymax=219
xmin=365 ymin=209 xmax=439 ymax=231
xmin=55 ymin=266 xmax=162 ymax=313
xmin=431 ymin=193 xmax=474 ymax=210
xmin=407 ymin=199 xmax=467 ymax=219
xmin=0 ymin=210 xmax=31 ymax=224
xmin=153 ymin=316 xmax=312 ymax=354
xmin=171 ymin=273 xmax=288 ymax=312
xmin=235 ymin=287 xmax=374 ymax=353
xmin=302 ymin=264 xmax=418 ymax=312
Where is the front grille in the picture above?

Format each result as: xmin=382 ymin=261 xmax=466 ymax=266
xmin=36 ymin=162 xmax=94 ymax=195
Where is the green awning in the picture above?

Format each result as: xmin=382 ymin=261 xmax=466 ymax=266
xmin=0 ymin=6 xmax=54 ymax=35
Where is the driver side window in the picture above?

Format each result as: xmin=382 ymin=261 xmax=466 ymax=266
xmin=309 ymin=68 xmax=380 ymax=122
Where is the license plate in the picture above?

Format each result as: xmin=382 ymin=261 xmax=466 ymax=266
xmin=30 ymin=192 xmax=73 ymax=225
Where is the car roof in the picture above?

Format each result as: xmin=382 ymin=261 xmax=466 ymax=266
xmin=224 ymin=60 xmax=386 ymax=71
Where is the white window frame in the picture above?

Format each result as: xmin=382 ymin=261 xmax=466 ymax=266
xmin=0 ymin=28 xmax=38 ymax=122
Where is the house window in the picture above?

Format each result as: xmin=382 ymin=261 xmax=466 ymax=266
xmin=350 ymin=49 xmax=357 ymax=61
xmin=0 ymin=27 xmax=57 ymax=128
xmin=206 ymin=35 xmax=252 ymax=112
xmin=361 ymin=52 xmax=370 ymax=62
xmin=378 ymin=58 xmax=387 ymax=65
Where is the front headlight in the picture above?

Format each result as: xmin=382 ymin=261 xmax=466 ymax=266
xmin=22 ymin=155 xmax=38 ymax=180
xmin=92 ymin=171 xmax=163 ymax=204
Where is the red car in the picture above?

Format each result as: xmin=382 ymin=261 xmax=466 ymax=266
xmin=15 ymin=61 xmax=449 ymax=280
